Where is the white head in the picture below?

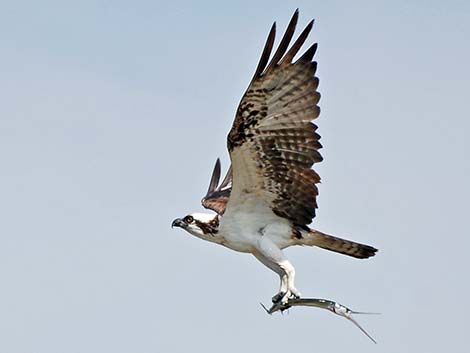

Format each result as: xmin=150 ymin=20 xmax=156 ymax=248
xmin=171 ymin=212 xmax=219 ymax=239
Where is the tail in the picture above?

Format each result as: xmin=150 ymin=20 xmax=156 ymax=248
xmin=296 ymin=228 xmax=378 ymax=259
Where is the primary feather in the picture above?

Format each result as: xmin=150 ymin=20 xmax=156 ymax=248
xmin=226 ymin=11 xmax=322 ymax=226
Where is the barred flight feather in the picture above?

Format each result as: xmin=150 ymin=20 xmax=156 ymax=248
xmin=226 ymin=10 xmax=322 ymax=226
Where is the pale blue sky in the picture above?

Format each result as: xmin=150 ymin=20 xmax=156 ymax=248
xmin=1 ymin=1 xmax=469 ymax=352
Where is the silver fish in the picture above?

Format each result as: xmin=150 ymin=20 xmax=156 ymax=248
xmin=261 ymin=297 xmax=379 ymax=344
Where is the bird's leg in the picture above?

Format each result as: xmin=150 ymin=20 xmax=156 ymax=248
xmin=271 ymin=272 xmax=289 ymax=304
xmin=272 ymin=259 xmax=300 ymax=304
xmin=253 ymin=238 xmax=301 ymax=305
xmin=283 ymin=259 xmax=301 ymax=299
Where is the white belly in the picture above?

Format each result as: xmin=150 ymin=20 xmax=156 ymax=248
xmin=218 ymin=203 xmax=293 ymax=253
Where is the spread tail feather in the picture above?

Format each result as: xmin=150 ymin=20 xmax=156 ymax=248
xmin=297 ymin=229 xmax=378 ymax=259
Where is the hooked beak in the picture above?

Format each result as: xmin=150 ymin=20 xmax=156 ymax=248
xmin=171 ymin=218 xmax=187 ymax=228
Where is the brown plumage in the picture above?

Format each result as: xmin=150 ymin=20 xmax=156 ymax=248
xmin=201 ymin=159 xmax=232 ymax=215
xmin=226 ymin=10 xmax=322 ymax=226
xmin=202 ymin=11 xmax=322 ymax=226
xmin=295 ymin=228 xmax=378 ymax=259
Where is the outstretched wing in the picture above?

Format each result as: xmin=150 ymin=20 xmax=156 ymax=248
xmin=201 ymin=158 xmax=232 ymax=215
xmin=226 ymin=10 xmax=322 ymax=226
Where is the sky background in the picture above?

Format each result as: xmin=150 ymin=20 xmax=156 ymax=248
xmin=1 ymin=1 xmax=469 ymax=352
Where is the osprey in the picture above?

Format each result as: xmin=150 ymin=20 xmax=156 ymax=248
xmin=172 ymin=10 xmax=377 ymax=305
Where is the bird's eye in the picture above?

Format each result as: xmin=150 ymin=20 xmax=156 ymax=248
xmin=184 ymin=215 xmax=194 ymax=223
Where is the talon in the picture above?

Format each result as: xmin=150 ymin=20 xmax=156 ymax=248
xmin=290 ymin=290 xmax=301 ymax=299
xmin=272 ymin=291 xmax=287 ymax=304
xmin=272 ymin=291 xmax=293 ymax=305
xmin=281 ymin=295 xmax=290 ymax=305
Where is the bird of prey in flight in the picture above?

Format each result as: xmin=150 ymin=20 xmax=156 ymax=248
xmin=172 ymin=10 xmax=377 ymax=306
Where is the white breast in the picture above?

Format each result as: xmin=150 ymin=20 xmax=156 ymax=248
xmin=219 ymin=197 xmax=293 ymax=253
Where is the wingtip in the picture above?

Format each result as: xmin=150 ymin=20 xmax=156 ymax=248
xmin=293 ymin=8 xmax=299 ymax=20
xmin=280 ymin=16 xmax=316 ymax=65
xmin=205 ymin=158 xmax=222 ymax=196
xmin=266 ymin=21 xmax=276 ymax=43
xmin=291 ymin=10 xmax=299 ymax=26
xmin=297 ymin=42 xmax=318 ymax=63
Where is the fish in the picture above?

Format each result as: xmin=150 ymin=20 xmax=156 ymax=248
xmin=260 ymin=297 xmax=379 ymax=344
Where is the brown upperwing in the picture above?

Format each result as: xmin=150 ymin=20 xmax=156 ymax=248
xmin=226 ymin=10 xmax=322 ymax=226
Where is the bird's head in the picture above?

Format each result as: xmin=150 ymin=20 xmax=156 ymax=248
xmin=171 ymin=213 xmax=220 ymax=239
